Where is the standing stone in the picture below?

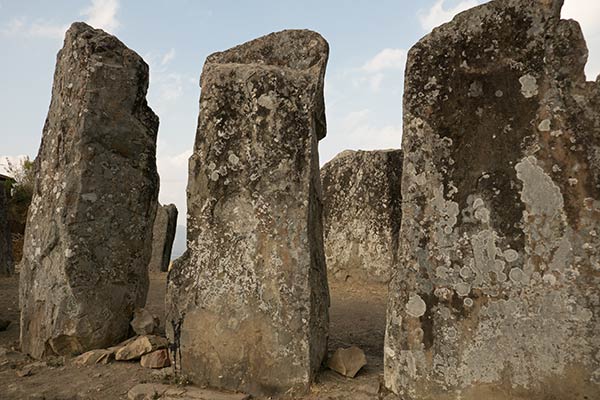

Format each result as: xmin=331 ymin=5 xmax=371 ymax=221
xmin=321 ymin=149 xmax=402 ymax=283
xmin=0 ymin=184 xmax=13 ymax=276
xmin=148 ymin=204 xmax=178 ymax=272
xmin=20 ymin=22 xmax=159 ymax=359
xmin=166 ymin=30 xmax=329 ymax=397
xmin=385 ymin=1 xmax=600 ymax=398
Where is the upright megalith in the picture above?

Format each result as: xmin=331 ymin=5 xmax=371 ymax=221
xmin=321 ymin=149 xmax=402 ymax=283
xmin=385 ymin=1 xmax=600 ymax=398
xmin=166 ymin=30 xmax=329 ymax=396
xmin=148 ymin=204 xmax=178 ymax=272
xmin=20 ymin=22 xmax=159 ymax=359
xmin=0 ymin=184 xmax=13 ymax=276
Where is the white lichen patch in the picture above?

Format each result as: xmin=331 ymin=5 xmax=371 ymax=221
xmin=406 ymin=294 xmax=427 ymax=318
xmin=538 ymin=119 xmax=551 ymax=132
xmin=519 ymin=74 xmax=538 ymax=98
xmin=515 ymin=156 xmax=563 ymax=217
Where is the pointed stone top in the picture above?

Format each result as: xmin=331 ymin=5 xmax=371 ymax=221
xmin=206 ymin=29 xmax=329 ymax=72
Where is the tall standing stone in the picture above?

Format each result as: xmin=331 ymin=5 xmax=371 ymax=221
xmin=148 ymin=204 xmax=178 ymax=272
xmin=20 ymin=22 xmax=159 ymax=359
xmin=166 ymin=30 xmax=329 ymax=397
xmin=321 ymin=149 xmax=402 ymax=283
xmin=0 ymin=183 xmax=13 ymax=276
xmin=385 ymin=1 xmax=600 ymax=398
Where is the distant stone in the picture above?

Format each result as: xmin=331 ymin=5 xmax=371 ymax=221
xmin=73 ymin=349 xmax=114 ymax=365
xmin=166 ymin=29 xmax=330 ymax=397
xmin=128 ymin=383 xmax=250 ymax=400
xmin=321 ymin=149 xmax=402 ymax=283
xmin=385 ymin=0 xmax=600 ymax=398
xmin=327 ymin=346 xmax=367 ymax=378
xmin=19 ymin=22 xmax=159 ymax=360
xmin=148 ymin=204 xmax=178 ymax=272
xmin=0 ymin=184 xmax=13 ymax=276
xmin=140 ymin=349 xmax=170 ymax=369
xmin=115 ymin=335 xmax=167 ymax=361
xmin=130 ymin=308 xmax=157 ymax=335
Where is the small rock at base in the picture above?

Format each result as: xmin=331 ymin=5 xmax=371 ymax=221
xmin=73 ymin=349 xmax=115 ymax=365
xmin=115 ymin=335 xmax=168 ymax=361
xmin=130 ymin=308 xmax=157 ymax=335
xmin=327 ymin=346 xmax=367 ymax=378
xmin=140 ymin=349 xmax=170 ymax=369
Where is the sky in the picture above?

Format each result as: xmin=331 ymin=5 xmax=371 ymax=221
xmin=1 ymin=0 xmax=599 ymax=229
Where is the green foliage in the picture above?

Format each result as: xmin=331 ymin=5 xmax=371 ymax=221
xmin=4 ymin=157 xmax=34 ymax=203
xmin=4 ymin=156 xmax=34 ymax=262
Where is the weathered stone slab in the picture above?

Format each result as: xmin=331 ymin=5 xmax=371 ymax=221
xmin=148 ymin=203 xmax=178 ymax=272
xmin=19 ymin=22 xmax=159 ymax=359
xmin=0 ymin=184 xmax=13 ymax=276
xmin=127 ymin=383 xmax=250 ymax=400
xmin=166 ymin=29 xmax=330 ymax=397
xmin=115 ymin=335 xmax=168 ymax=361
xmin=385 ymin=1 xmax=600 ymax=399
xmin=321 ymin=149 xmax=402 ymax=283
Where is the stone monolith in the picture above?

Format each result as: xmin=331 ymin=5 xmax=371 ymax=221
xmin=385 ymin=1 xmax=600 ymax=399
xmin=0 ymin=185 xmax=12 ymax=276
xmin=148 ymin=204 xmax=177 ymax=272
xmin=166 ymin=30 xmax=329 ymax=396
xmin=20 ymin=22 xmax=159 ymax=359
xmin=321 ymin=149 xmax=402 ymax=283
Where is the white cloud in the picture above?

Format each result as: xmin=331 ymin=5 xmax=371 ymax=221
xmin=357 ymin=48 xmax=406 ymax=93
xmin=419 ymin=0 xmax=481 ymax=32
xmin=161 ymin=48 xmax=176 ymax=66
xmin=1 ymin=17 xmax=67 ymax=39
xmin=0 ymin=155 xmax=29 ymax=176
xmin=81 ymin=0 xmax=120 ymax=32
xmin=562 ymin=0 xmax=600 ymax=79
xmin=156 ymin=147 xmax=191 ymax=225
xmin=362 ymin=48 xmax=406 ymax=72
xmin=321 ymin=109 xmax=402 ymax=163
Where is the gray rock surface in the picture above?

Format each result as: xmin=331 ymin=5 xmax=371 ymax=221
xmin=321 ymin=149 xmax=402 ymax=283
xmin=148 ymin=204 xmax=178 ymax=272
xmin=385 ymin=1 xmax=600 ymax=398
xmin=19 ymin=22 xmax=159 ymax=359
xmin=166 ymin=29 xmax=330 ymax=397
xmin=0 ymin=185 xmax=13 ymax=276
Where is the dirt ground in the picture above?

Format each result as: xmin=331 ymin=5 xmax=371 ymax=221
xmin=0 ymin=272 xmax=390 ymax=400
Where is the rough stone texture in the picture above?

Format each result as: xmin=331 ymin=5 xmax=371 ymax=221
xmin=321 ymin=149 xmax=402 ymax=283
xmin=148 ymin=204 xmax=178 ymax=272
xmin=166 ymin=29 xmax=330 ymax=397
xmin=0 ymin=185 xmax=13 ymax=276
xmin=19 ymin=22 xmax=159 ymax=360
xmin=385 ymin=1 xmax=600 ymax=399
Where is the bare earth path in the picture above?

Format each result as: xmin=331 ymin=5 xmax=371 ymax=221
xmin=0 ymin=273 xmax=388 ymax=399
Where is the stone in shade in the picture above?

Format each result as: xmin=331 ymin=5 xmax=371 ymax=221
xmin=321 ymin=149 xmax=402 ymax=283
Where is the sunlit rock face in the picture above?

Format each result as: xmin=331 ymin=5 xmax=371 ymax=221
xmin=321 ymin=149 xmax=402 ymax=284
xmin=20 ymin=22 xmax=159 ymax=360
xmin=165 ymin=30 xmax=330 ymax=397
xmin=385 ymin=0 xmax=600 ymax=398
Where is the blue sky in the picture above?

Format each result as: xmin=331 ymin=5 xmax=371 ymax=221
xmin=1 ymin=0 xmax=599 ymax=226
